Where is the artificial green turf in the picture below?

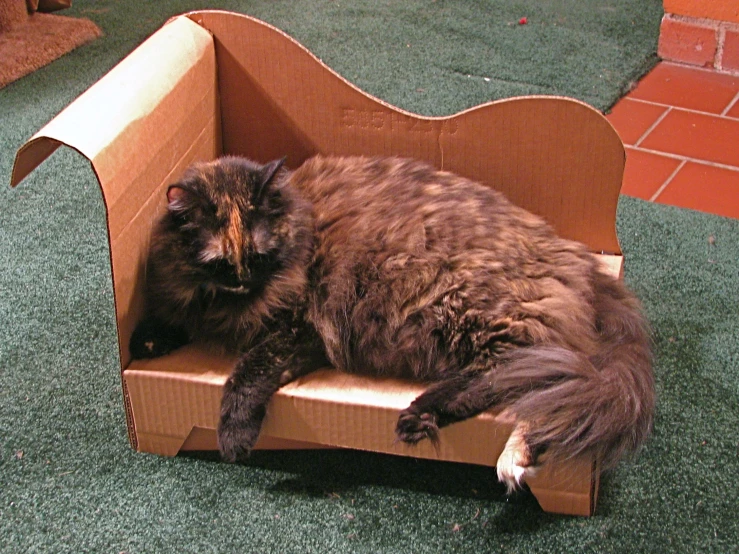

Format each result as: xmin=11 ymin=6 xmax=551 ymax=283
xmin=4 ymin=1 xmax=737 ymax=553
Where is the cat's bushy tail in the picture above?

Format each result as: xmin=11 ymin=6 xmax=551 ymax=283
xmin=491 ymin=272 xmax=655 ymax=468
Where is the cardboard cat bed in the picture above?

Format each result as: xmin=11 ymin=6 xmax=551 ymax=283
xmin=12 ymin=10 xmax=627 ymax=517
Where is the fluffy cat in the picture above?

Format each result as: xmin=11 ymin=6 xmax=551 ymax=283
xmin=130 ymin=155 xmax=654 ymax=490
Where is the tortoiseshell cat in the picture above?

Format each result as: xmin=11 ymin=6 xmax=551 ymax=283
xmin=130 ymin=155 xmax=654 ymax=490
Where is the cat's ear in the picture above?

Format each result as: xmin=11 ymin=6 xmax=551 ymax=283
xmin=166 ymin=185 xmax=198 ymax=213
xmin=255 ymin=157 xmax=286 ymax=201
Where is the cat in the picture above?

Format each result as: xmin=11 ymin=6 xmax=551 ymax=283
xmin=130 ymin=154 xmax=654 ymax=490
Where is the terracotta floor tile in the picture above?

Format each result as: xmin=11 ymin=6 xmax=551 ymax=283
xmin=640 ymin=109 xmax=739 ymax=168
xmin=629 ymin=62 xmax=739 ymax=114
xmin=621 ymin=148 xmax=681 ymax=200
xmin=606 ymin=99 xmax=668 ymax=145
xmin=654 ymin=162 xmax=739 ymax=218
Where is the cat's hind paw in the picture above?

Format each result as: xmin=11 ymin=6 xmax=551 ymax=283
xmin=395 ymin=407 xmax=440 ymax=446
xmin=496 ymin=423 xmax=538 ymax=494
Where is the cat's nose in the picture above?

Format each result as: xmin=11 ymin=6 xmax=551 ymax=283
xmin=222 ymin=239 xmax=242 ymax=267
xmin=233 ymin=262 xmax=249 ymax=282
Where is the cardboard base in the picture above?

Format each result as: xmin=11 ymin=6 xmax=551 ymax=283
xmin=124 ymin=347 xmax=600 ymax=517
xmin=124 ymin=255 xmax=619 ymax=517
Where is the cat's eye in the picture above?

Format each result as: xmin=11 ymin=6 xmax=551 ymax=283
xmin=250 ymin=223 xmax=272 ymax=255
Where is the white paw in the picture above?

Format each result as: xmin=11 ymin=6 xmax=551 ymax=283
xmin=496 ymin=423 xmax=537 ymax=493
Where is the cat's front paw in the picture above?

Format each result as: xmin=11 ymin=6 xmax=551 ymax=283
xmin=395 ymin=406 xmax=440 ymax=445
xmin=217 ymin=379 xmax=265 ymax=462
xmin=129 ymin=317 xmax=189 ymax=359
xmin=217 ymin=417 xmax=261 ymax=463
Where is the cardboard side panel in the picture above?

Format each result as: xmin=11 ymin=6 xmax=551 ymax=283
xmin=527 ymin=488 xmax=593 ymax=517
xmin=12 ymin=17 xmax=218 ymax=194
xmin=11 ymin=17 xmax=221 ymax=367
xmin=112 ymin=120 xmax=220 ymax=367
xmin=123 ymin=347 xmax=232 ymax=454
xmin=528 ymin=459 xmax=599 ymax=516
xmin=180 ymin=428 xmax=332 ymax=452
xmin=189 ymin=10 xmax=624 ymax=254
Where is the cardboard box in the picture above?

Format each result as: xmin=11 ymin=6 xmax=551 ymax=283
xmin=12 ymin=10 xmax=627 ymax=517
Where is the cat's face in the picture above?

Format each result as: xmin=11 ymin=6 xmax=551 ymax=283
xmin=163 ymin=156 xmax=287 ymax=295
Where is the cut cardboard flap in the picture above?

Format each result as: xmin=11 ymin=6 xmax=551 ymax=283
xmin=11 ymin=16 xmax=216 ymax=189
xmin=12 ymin=10 xmax=628 ymax=517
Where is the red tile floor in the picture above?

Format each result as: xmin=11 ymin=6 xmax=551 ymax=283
xmin=606 ymin=62 xmax=739 ymax=219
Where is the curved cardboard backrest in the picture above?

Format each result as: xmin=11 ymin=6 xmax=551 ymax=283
xmin=189 ymin=10 xmax=625 ymax=255
xmin=12 ymin=10 xmax=625 ymax=368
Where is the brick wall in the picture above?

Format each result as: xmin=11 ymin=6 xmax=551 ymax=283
xmin=659 ymin=1 xmax=739 ymax=73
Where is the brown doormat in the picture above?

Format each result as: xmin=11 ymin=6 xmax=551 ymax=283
xmin=0 ymin=9 xmax=102 ymax=89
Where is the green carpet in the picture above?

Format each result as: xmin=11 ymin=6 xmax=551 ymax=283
xmin=3 ymin=1 xmax=737 ymax=553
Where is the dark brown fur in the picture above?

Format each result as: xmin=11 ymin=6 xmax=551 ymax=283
xmin=130 ymin=155 xmax=654 ymax=473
